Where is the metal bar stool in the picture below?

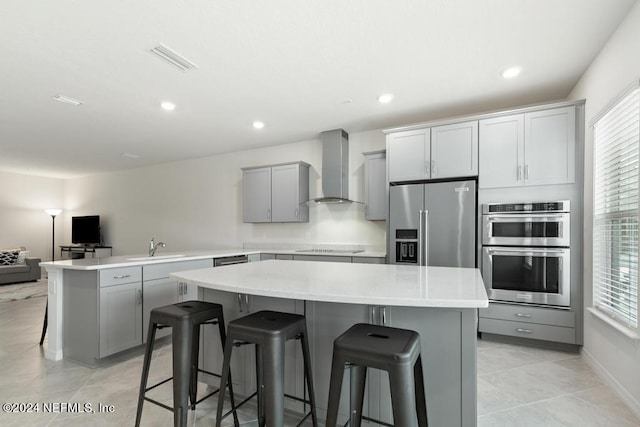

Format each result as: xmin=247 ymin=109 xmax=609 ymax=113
xmin=135 ymin=300 xmax=239 ymax=427
xmin=215 ymin=310 xmax=318 ymax=427
xmin=326 ymin=323 xmax=428 ymax=427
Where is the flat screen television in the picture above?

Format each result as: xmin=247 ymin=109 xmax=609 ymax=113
xmin=71 ymin=215 xmax=101 ymax=245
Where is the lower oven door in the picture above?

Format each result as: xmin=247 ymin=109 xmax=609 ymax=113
xmin=482 ymin=246 xmax=570 ymax=307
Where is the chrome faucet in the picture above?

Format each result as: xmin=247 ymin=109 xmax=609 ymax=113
xmin=149 ymin=236 xmax=166 ymax=256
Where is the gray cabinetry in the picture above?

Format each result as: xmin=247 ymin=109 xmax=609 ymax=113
xmin=243 ymin=162 xmax=309 ymax=223
xmin=98 ymin=267 xmax=143 ymax=358
xmin=242 ymin=167 xmax=272 ymax=222
xmin=293 ymin=255 xmax=351 ymax=263
xmin=363 ymin=150 xmax=387 ymax=220
xmin=142 ymin=259 xmax=213 ymax=343
xmin=387 ymin=121 xmax=478 ymax=183
xmin=479 ymin=106 xmax=576 ymax=189
xmin=430 ymin=121 xmax=479 ymax=179
xmin=387 ymin=128 xmax=430 ymax=182
xmin=479 ymin=303 xmax=576 ymax=344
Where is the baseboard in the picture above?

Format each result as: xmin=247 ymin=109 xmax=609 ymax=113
xmin=582 ymin=348 xmax=640 ymax=420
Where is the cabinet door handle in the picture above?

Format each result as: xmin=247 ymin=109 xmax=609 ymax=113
xmin=137 ymin=289 xmax=142 ymax=305
xmin=516 ymin=328 xmax=533 ymax=334
xmin=524 ymin=165 xmax=529 ymax=180
xmin=381 ymin=306 xmax=387 ymax=326
xmin=515 ymin=313 xmax=531 ymax=318
xmin=295 ymin=208 xmax=299 ymax=218
xmin=238 ymin=294 xmax=244 ymax=312
xmin=425 ymin=160 xmax=430 ymax=175
xmin=244 ymin=294 xmax=250 ymax=311
xmin=113 ymin=274 xmax=131 ymax=279
xmin=183 ymin=283 xmax=188 ymax=295
xmin=517 ymin=165 xmax=522 ymax=181
xmin=178 ymin=283 xmax=183 ymax=295
xmin=431 ymin=160 xmax=436 ymax=177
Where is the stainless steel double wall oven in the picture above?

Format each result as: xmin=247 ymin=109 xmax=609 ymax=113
xmin=482 ymin=201 xmax=571 ymax=307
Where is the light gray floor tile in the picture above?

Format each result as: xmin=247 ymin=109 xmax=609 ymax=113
xmin=1 ymin=293 xmax=639 ymax=426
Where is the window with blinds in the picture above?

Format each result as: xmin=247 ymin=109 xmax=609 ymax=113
xmin=593 ymin=85 xmax=639 ymax=329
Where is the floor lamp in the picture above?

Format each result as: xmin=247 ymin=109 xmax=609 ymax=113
xmin=40 ymin=209 xmax=62 ymax=346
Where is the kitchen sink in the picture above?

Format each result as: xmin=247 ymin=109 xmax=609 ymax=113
xmin=127 ymin=254 xmax=186 ymax=261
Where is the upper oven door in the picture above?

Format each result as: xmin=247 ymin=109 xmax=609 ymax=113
xmin=482 ymin=212 xmax=570 ymax=247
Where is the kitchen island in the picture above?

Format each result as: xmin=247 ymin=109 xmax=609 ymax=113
xmin=172 ymin=259 xmax=488 ymax=426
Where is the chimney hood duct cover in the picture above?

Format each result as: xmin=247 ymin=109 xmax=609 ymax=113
xmin=312 ymin=129 xmax=360 ymax=204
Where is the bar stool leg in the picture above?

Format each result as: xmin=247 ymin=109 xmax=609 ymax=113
xmin=189 ymin=324 xmax=200 ymax=407
xmin=173 ymin=321 xmax=193 ymax=427
xmin=262 ymin=338 xmax=286 ymax=427
xmin=215 ymin=336 xmax=235 ymax=427
xmin=300 ymin=331 xmax=318 ymax=426
xmin=349 ymin=365 xmax=367 ymax=427
xmin=216 ymin=314 xmax=240 ymax=427
xmin=388 ymin=365 xmax=419 ymax=427
xmin=326 ymin=352 xmax=346 ymax=427
xmin=255 ymin=345 xmax=265 ymax=427
xmin=414 ymin=355 xmax=428 ymax=427
xmin=135 ymin=322 xmax=158 ymax=427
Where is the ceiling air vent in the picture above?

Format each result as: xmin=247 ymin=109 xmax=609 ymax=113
xmin=149 ymin=44 xmax=199 ymax=72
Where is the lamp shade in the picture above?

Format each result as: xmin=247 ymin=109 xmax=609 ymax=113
xmin=45 ymin=209 xmax=62 ymax=217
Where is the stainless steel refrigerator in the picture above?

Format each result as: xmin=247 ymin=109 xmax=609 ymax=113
xmin=388 ymin=180 xmax=477 ymax=267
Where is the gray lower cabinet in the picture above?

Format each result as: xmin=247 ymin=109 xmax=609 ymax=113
xmin=293 ymin=255 xmax=351 ymax=263
xmin=63 ymin=266 xmax=143 ymax=366
xmin=479 ymin=303 xmax=576 ymax=344
xmin=261 ymin=253 xmax=386 ymax=263
xmin=99 ymin=281 xmax=143 ymax=357
xmin=142 ymin=259 xmax=213 ymax=343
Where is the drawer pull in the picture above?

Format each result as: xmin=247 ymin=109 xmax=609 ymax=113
xmin=515 ymin=313 xmax=532 ymax=318
xmin=113 ymin=274 xmax=131 ymax=279
xmin=516 ymin=328 xmax=533 ymax=334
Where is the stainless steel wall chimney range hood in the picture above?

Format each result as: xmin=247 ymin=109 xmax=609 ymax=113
xmin=311 ymin=129 xmax=359 ymax=204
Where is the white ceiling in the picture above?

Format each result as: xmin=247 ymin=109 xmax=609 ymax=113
xmin=1 ymin=0 xmax=636 ymax=179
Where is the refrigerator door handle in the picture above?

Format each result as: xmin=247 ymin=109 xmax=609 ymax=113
xmin=423 ymin=209 xmax=429 ymax=266
xmin=418 ymin=210 xmax=424 ymax=266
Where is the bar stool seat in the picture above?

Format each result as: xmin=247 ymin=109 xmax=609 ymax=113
xmin=216 ymin=310 xmax=318 ymax=427
xmin=326 ymin=323 xmax=428 ymax=427
xmin=135 ymin=300 xmax=239 ymax=427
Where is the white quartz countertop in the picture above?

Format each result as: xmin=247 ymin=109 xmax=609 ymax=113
xmin=171 ymin=259 xmax=488 ymax=308
xmin=39 ymin=250 xmax=260 ymax=270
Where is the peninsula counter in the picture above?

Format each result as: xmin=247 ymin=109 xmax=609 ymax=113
xmin=172 ymin=260 xmax=488 ymax=426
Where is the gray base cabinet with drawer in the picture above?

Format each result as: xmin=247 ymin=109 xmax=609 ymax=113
xmin=479 ymin=303 xmax=577 ymax=344
xmin=63 ymin=266 xmax=143 ymax=366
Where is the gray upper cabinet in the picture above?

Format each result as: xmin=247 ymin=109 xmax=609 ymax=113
xmin=243 ymin=167 xmax=272 ymax=222
xmin=479 ymin=106 xmax=576 ymax=189
xmin=387 ymin=128 xmax=430 ymax=182
xmin=387 ymin=121 xmax=478 ymax=183
xmin=430 ymin=121 xmax=479 ymax=179
xmin=363 ymin=150 xmax=387 ymax=221
xmin=243 ymin=162 xmax=309 ymax=223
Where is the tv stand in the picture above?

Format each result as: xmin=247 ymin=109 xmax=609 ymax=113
xmin=60 ymin=246 xmax=112 ymax=260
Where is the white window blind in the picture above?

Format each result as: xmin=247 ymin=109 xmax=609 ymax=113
xmin=593 ymin=86 xmax=640 ymax=329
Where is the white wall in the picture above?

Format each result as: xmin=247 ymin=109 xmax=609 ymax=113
xmin=0 ymin=171 xmax=64 ymax=261
xmin=568 ymin=0 xmax=640 ymax=415
xmin=63 ymin=128 xmax=387 ymax=256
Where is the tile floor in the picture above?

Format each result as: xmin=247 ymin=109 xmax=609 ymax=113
xmin=0 ymin=294 xmax=638 ymax=426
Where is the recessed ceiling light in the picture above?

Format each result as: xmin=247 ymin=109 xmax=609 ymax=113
xmin=377 ymin=93 xmax=394 ymax=104
xmin=122 ymin=152 xmax=141 ymax=159
xmin=52 ymin=94 xmax=83 ymax=106
xmin=501 ymin=66 xmax=522 ymax=79
xmin=161 ymin=101 xmax=176 ymax=111
xmin=253 ymin=121 xmax=265 ymax=129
